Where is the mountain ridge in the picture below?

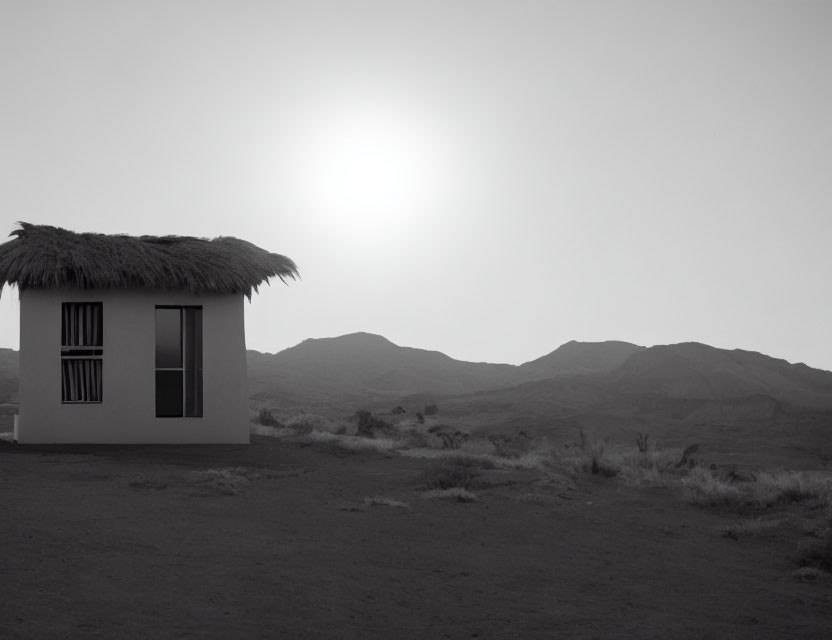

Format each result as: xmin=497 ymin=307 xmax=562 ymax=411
xmin=246 ymin=333 xmax=832 ymax=426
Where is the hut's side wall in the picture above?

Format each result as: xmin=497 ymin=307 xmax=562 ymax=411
xmin=18 ymin=289 xmax=249 ymax=444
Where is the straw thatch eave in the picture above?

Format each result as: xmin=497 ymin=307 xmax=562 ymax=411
xmin=0 ymin=223 xmax=298 ymax=299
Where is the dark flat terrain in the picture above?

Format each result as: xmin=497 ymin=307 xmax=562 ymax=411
xmin=1 ymin=435 xmax=830 ymax=639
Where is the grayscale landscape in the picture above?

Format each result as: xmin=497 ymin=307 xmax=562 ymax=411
xmin=2 ymin=1 xmax=831 ymax=638
xmin=2 ymin=335 xmax=831 ymax=638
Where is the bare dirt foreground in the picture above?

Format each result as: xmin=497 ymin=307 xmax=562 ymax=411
xmin=1 ymin=435 xmax=829 ymax=639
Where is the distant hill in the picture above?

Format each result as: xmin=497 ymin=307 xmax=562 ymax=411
xmin=440 ymin=341 xmax=832 ymax=418
xmin=434 ymin=341 xmax=832 ymax=463
xmin=246 ymin=333 xmax=651 ymax=412
xmin=610 ymin=343 xmax=832 ymax=409
xmin=517 ymin=340 xmax=644 ymax=380
xmin=247 ymin=332 xmax=519 ymax=410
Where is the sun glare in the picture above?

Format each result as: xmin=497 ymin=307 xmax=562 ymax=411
xmin=295 ymin=103 xmax=443 ymax=238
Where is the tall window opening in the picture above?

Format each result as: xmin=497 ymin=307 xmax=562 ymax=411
xmin=155 ymin=306 xmax=202 ymax=417
xmin=61 ymin=302 xmax=103 ymax=403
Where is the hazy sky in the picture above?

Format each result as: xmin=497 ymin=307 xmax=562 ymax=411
xmin=2 ymin=1 xmax=831 ymax=370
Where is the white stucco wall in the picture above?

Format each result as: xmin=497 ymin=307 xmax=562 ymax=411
xmin=18 ymin=289 xmax=249 ymax=444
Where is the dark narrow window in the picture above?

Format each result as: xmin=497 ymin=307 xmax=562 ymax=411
xmin=61 ymin=302 xmax=103 ymax=403
xmin=155 ymin=306 xmax=202 ymax=417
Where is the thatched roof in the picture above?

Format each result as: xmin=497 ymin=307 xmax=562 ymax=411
xmin=0 ymin=222 xmax=298 ymax=299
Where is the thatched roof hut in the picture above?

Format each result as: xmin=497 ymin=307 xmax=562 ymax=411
xmin=0 ymin=222 xmax=298 ymax=299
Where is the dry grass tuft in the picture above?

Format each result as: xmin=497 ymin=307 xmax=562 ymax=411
xmin=722 ymin=517 xmax=782 ymax=540
xmin=751 ymin=471 xmax=828 ymax=507
xmin=792 ymin=567 xmax=828 ymax=581
xmin=187 ymin=467 xmax=252 ymax=496
xmin=417 ymin=456 xmax=491 ymax=491
xmin=681 ymin=467 xmax=743 ymax=506
xmin=682 ymin=466 xmax=832 ymax=509
xmin=559 ymin=431 xmax=622 ymax=478
xmin=421 ymin=488 xmax=478 ymax=502
xmin=363 ymin=496 xmax=410 ymax=509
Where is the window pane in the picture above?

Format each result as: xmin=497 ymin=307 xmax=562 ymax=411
xmin=62 ymin=303 xmax=103 ymax=346
xmin=184 ymin=307 xmax=203 ymax=417
xmin=155 ymin=308 xmax=182 ymax=368
xmin=62 ymin=359 xmax=102 ymax=402
xmin=156 ymin=370 xmax=183 ymax=417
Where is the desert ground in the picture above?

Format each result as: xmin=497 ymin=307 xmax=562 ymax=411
xmin=1 ymin=418 xmax=831 ymax=639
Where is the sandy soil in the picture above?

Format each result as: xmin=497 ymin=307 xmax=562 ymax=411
xmin=1 ymin=435 xmax=830 ymax=639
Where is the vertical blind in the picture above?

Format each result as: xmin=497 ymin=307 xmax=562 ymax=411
xmin=61 ymin=302 xmax=103 ymax=403
xmin=61 ymin=359 xmax=103 ymax=402
xmin=62 ymin=302 xmax=103 ymax=347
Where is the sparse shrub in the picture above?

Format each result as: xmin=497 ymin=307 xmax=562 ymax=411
xmin=681 ymin=466 xmax=742 ymax=506
xmin=751 ymin=471 xmax=826 ymax=507
xmin=490 ymin=431 xmax=535 ymax=458
xmin=426 ymin=425 xmax=469 ymax=450
xmin=400 ymin=429 xmax=429 ymax=448
xmin=364 ymin=496 xmax=410 ymax=509
xmin=620 ymin=446 xmax=682 ymax=481
xmin=578 ymin=429 xmax=619 ymax=477
xmin=675 ymin=444 xmax=700 ymax=468
xmin=417 ymin=456 xmax=489 ymax=491
xmin=354 ymin=410 xmax=396 ymax=439
xmin=424 ymin=404 xmax=439 ymax=416
xmin=255 ymin=408 xmax=284 ymax=428
xmin=682 ymin=467 xmax=831 ymax=509
xmin=635 ymin=432 xmax=650 ymax=454
xmin=796 ymin=532 xmax=832 ymax=574
xmin=416 ymin=412 xmax=425 ymax=424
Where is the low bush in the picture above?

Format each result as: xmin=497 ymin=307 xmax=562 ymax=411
xmin=489 ymin=431 xmax=534 ymax=458
xmin=400 ymin=428 xmax=429 ymax=449
xmin=681 ymin=467 xmax=742 ymax=507
xmin=355 ymin=410 xmax=396 ymax=439
xmin=559 ymin=430 xmax=621 ymax=477
xmin=255 ymin=408 xmax=284 ymax=428
xmin=417 ymin=456 xmax=489 ymax=491
xmin=796 ymin=530 xmax=832 ymax=574
xmin=426 ymin=425 xmax=470 ymax=450
xmin=751 ymin=471 xmax=827 ymax=507
xmin=682 ymin=466 xmax=832 ymax=509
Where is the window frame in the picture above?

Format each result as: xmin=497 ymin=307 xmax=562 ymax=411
xmin=60 ymin=302 xmax=104 ymax=404
xmin=155 ymin=305 xmax=203 ymax=418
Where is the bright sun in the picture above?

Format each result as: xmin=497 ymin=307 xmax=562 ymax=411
xmin=295 ymin=103 xmax=443 ymax=238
